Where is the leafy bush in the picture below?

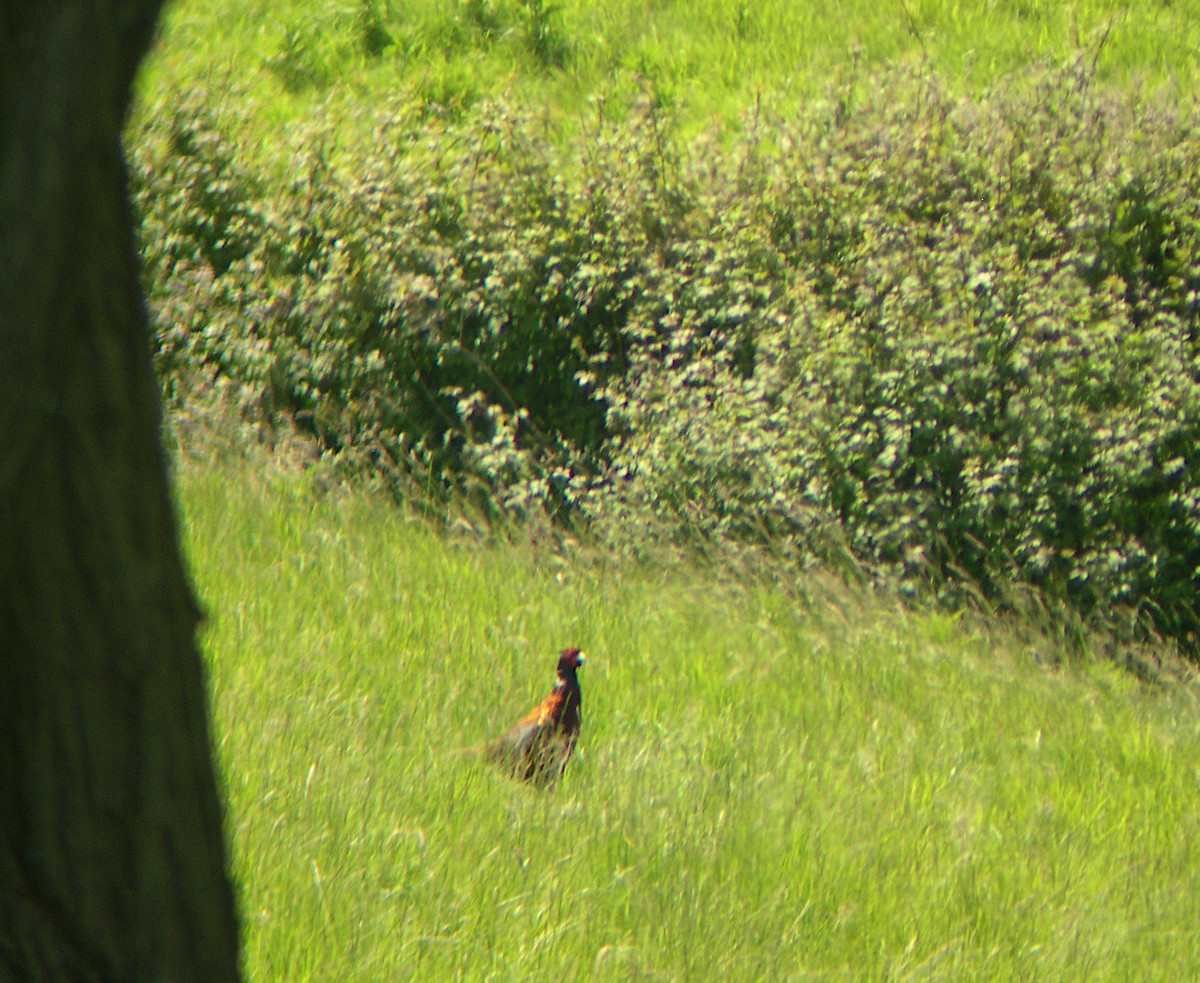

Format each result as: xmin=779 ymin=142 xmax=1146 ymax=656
xmin=131 ymin=60 xmax=1200 ymax=649
xmin=133 ymin=97 xmax=640 ymax=516
xmin=605 ymin=64 xmax=1200 ymax=642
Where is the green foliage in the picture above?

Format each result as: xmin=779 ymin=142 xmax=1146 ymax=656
xmin=133 ymin=99 xmax=632 ymax=517
xmin=134 ymin=59 xmax=1200 ymax=650
xmin=517 ymin=0 xmax=572 ymax=70
xmin=592 ymin=63 xmax=1200 ymax=646
xmin=354 ymin=0 xmax=396 ymax=59
xmin=263 ymin=26 xmax=334 ymax=93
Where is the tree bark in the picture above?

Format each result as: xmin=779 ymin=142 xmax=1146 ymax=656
xmin=0 ymin=2 xmax=242 ymax=980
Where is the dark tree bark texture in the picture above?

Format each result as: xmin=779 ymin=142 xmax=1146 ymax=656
xmin=0 ymin=2 xmax=242 ymax=980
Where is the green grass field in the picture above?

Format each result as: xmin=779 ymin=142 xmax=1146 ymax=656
xmin=142 ymin=0 xmax=1200 ymax=143
xmin=149 ymin=2 xmax=1200 ymax=976
xmin=178 ymin=456 xmax=1200 ymax=980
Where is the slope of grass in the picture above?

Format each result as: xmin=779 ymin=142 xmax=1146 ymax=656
xmin=178 ymin=455 xmax=1200 ymax=981
xmin=141 ymin=0 xmax=1200 ymax=145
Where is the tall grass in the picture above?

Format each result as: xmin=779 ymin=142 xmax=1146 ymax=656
xmin=141 ymin=0 xmax=1200 ymax=143
xmin=179 ymin=455 xmax=1200 ymax=980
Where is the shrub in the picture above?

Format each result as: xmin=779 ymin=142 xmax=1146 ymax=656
xmin=132 ymin=60 xmax=1200 ymax=649
xmin=132 ymin=97 xmax=639 ymax=516
xmin=605 ymin=63 xmax=1200 ymax=642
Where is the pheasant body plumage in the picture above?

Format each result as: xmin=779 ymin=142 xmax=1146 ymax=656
xmin=483 ymin=647 xmax=585 ymax=786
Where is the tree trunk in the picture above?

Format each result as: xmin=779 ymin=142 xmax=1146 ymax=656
xmin=0 ymin=2 xmax=242 ymax=980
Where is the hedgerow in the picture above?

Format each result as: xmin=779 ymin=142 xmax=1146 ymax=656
xmin=131 ymin=59 xmax=1200 ymax=649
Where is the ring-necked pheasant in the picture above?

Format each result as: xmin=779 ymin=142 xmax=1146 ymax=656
xmin=480 ymin=646 xmax=586 ymax=786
